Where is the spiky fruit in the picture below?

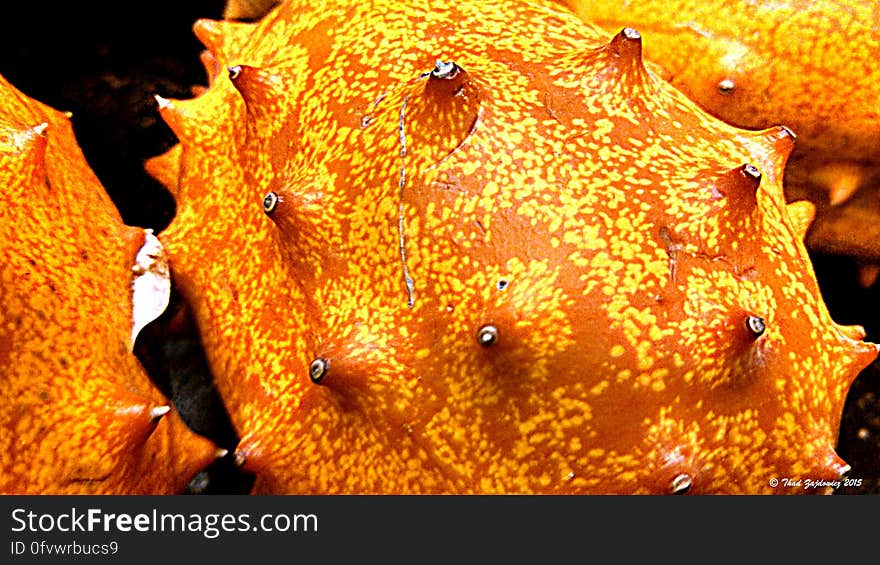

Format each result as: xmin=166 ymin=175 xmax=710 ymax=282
xmin=0 ymin=74 xmax=218 ymax=494
xmin=149 ymin=0 xmax=877 ymax=493
xmin=558 ymin=0 xmax=880 ymax=278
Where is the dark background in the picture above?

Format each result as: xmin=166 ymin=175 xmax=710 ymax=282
xmin=0 ymin=1 xmax=877 ymax=494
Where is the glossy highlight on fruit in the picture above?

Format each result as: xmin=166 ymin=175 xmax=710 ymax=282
xmin=0 ymin=74 xmax=218 ymax=494
xmin=149 ymin=0 xmax=878 ymax=493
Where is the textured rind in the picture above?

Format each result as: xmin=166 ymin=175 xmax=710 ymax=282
xmin=559 ymin=0 xmax=880 ymax=264
xmin=0 ymin=74 xmax=217 ymax=494
xmin=154 ymin=0 xmax=878 ymax=493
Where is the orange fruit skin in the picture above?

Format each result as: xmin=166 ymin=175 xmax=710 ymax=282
xmin=150 ymin=0 xmax=877 ymax=493
xmin=0 ymin=74 xmax=217 ymax=494
xmin=560 ymin=0 xmax=880 ymax=261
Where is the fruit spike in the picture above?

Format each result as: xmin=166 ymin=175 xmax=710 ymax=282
xmin=154 ymin=95 xmax=196 ymax=142
xmin=612 ymin=27 xmax=642 ymax=62
xmin=193 ymin=18 xmax=257 ymax=65
xmin=0 ymin=73 xmax=218 ymax=494
xmin=814 ymin=162 xmax=865 ymax=207
xmin=100 ymin=390 xmax=171 ymax=445
xmin=150 ymin=405 xmax=173 ymax=421
xmin=199 ymin=50 xmax=224 ymax=88
xmin=227 ymin=64 xmax=301 ymax=173
xmin=154 ymin=0 xmax=877 ymax=494
xmin=785 ymin=200 xmax=816 ymax=242
xmin=557 ymin=0 xmax=880 ymax=269
xmin=2 ymin=121 xmax=48 ymax=186
xmin=227 ymin=64 xmax=285 ymax=116
xmin=144 ymin=144 xmax=182 ymax=195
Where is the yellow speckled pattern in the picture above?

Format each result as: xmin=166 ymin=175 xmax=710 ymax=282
xmin=152 ymin=0 xmax=878 ymax=493
xmin=0 ymin=74 xmax=217 ymax=494
xmin=559 ymin=0 xmax=880 ymax=264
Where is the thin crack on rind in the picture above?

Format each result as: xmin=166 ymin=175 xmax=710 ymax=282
xmin=398 ymin=94 xmax=415 ymax=309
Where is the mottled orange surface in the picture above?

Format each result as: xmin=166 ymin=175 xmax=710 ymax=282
xmin=560 ymin=0 xmax=880 ymax=263
xmin=151 ymin=0 xmax=877 ymax=493
xmin=0 ymin=74 xmax=217 ymax=494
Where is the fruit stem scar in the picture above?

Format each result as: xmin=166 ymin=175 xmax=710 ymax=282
xmin=398 ymin=94 xmax=415 ymax=309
